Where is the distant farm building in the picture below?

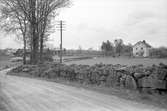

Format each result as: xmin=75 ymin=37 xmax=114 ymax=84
xmin=4 ymin=48 xmax=17 ymax=56
xmin=53 ymin=48 xmax=66 ymax=55
xmin=133 ymin=40 xmax=152 ymax=57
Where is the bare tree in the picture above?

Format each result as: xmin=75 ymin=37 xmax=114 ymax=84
xmin=17 ymin=0 xmax=70 ymax=64
xmin=0 ymin=0 xmax=70 ymax=64
xmin=0 ymin=0 xmax=29 ymax=64
xmin=101 ymin=40 xmax=114 ymax=56
xmin=114 ymin=39 xmax=124 ymax=56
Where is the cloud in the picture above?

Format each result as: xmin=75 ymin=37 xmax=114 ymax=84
xmin=1 ymin=0 xmax=167 ymax=49
xmin=126 ymin=11 xmax=156 ymax=26
xmin=122 ymin=9 xmax=167 ymax=47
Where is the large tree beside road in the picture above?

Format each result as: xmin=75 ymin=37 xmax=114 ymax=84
xmin=0 ymin=0 xmax=70 ymax=64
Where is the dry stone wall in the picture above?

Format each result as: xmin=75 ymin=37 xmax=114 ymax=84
xmin=10 ymin=63 xmax=167 ymax=94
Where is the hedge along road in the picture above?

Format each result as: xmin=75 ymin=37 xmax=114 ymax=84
xmin=0 ymin=69 xmax=166 ymax=111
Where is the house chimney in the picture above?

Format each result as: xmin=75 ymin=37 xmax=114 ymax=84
xmin=143 ymin=40 xmax=146 ymax=43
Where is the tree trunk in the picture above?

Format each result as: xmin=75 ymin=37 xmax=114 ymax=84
xmin=39 ymin=19 xmax=47 ymax=63
xmin=30 ymin=0 xmax=39 ymax=65
xmin=23 ymin=33 xmax=26 ymax=65
xmin=32 ymin=24 xmax=39 ymax=64
xmin=39 ymin=34 xmax=44 ymax=63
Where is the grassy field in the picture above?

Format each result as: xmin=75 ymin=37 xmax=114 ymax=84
xmin=66 ymin=57 xmax=167 ymax=66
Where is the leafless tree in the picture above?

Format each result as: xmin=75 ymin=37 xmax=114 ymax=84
xmin=0 ymin=0 xmax=70 ymax=64
xmin=0 ymin=0 xmax=29 ymax=64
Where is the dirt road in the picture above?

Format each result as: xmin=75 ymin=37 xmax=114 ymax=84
xmin=0 ymin=69 xmax=166 ymax=111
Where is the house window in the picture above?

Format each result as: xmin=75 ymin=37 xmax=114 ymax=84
xmin=141 ymin=47 xmax=143 ymax=50
xmin=136 ymin=48 xmax=138 ymax=50
xmin=136 ymin=52 xmax=138 ymax=55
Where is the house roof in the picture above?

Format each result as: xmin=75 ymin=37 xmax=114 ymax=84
xmin=133 ymin=40 xmax=152 ymax=48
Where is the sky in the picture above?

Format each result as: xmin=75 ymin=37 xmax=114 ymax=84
xmin=0 ymin=0 xmax=167 ymax=50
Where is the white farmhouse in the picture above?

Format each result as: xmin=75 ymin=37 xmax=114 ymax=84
xmin=133 ymin=40 xmax=152 ymax=57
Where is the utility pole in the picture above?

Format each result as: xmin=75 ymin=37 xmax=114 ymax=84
xmin=56 ymin=20 xmax=65 ymax=63
xmin=60 ymin=20 xmax=63 ymax=63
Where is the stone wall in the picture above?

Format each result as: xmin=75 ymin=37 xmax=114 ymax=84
xmin=10 ymin=63 xmax=167 ymax=94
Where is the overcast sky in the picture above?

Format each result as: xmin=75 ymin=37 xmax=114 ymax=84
xmin=0 ymin=0 xmax=167 ymax=49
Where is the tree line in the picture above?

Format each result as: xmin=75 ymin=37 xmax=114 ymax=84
xmin=150 ymin=47 xmax=167 ymax=58
xmin=0 ymin=0 xmax=70 ymax=64
xmin=101 ymin=39 xmax=133 ymax=57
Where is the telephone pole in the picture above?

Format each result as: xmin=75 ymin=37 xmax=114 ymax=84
xmin=60 ymin=20 xmax=63 ymax=63
xmin=56 ymin=20 xmax=65 ymax=63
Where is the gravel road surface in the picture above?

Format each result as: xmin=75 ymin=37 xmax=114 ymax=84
xmin=0 ymin=69 xmax=166 ymax=111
